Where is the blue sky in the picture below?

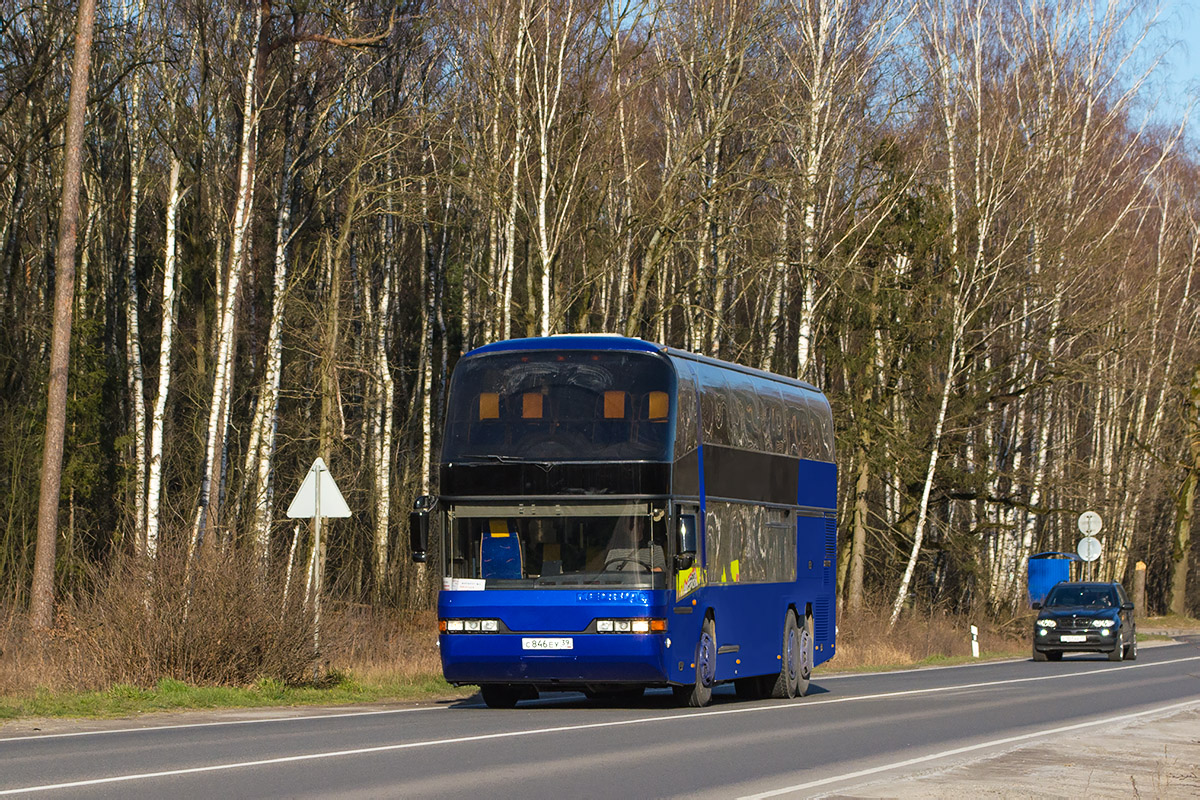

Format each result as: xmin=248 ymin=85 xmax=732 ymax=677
xmin=1160 ymin=1 xmax=1200 ymax=141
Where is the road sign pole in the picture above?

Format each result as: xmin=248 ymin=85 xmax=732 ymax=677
xmin=284 ymin=456 xmax=352 ymax=674
xmin=313 ymin=463 xmax=323 ymax=660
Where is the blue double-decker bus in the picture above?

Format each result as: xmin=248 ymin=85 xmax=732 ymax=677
xmin=410 ymin=335 xmax=836 ymax=708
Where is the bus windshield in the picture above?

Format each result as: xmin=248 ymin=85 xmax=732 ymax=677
xmin=441 ymin=350 xmax=675 ymax=462
xmin=444 ymin=501 xmax=669 ymax=590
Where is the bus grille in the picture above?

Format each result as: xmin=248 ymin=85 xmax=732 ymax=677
xmin=823 ymin=514 xmax=836 ymax=587
xmin=815 ymin=598 xmax=833 ymax=641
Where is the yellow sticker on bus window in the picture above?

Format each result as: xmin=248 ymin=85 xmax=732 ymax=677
xmin=522 ymin=392 xmax=543 ymax=419
xmin=479 ymin=393 xmax=499 ymax=420
xmin=648 ymin=391 xmax=668 ymax=420
xmin=677 ymin=566 xmax=704 ymax=599
xmin=604 ymin=391 xmax=626 ymax=419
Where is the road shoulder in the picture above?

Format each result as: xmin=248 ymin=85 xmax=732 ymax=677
xmin=826 ymin=702 xmax=1200 ymax=798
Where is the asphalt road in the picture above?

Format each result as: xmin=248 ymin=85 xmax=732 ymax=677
xmin=2 ymin=637 xmax=1199 ymax=799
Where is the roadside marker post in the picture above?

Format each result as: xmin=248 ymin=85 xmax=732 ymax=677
xmin=970 ymin=625 xmax=979 ymax=658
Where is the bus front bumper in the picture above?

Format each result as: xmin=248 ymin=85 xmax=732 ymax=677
xmin=440 ymin=632 xmax=671 ymax=686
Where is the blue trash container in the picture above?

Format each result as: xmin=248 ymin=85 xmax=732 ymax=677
xmin=1027 ymin=552 xmax=1081 ymax=606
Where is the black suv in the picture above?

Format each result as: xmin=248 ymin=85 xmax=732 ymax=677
xmin=1032 ymin=581 xmax=1136 ymax=662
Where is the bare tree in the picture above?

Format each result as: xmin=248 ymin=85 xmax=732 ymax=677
xmin=31 ymin=0 xmax=97 ymax=630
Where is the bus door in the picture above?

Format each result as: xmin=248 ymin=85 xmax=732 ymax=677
xmin=672 ymin=503 xmax=704 ymax=628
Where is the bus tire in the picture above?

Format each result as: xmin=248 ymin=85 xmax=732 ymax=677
xmin=676 ymin=617 xmax=716 ymax=707
xmin=796 ymin=613 xmax=813 ymax=697
xmin=480 ymin=685 xmax=521 ymax=708
xmin=770 ymin=612 xmax=801 ymax=699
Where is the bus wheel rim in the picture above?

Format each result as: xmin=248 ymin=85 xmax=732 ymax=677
xmin=786 ymin=626 xmax=798 ymax=683
xmin=699 ymin=630 xmax=715 ymax=687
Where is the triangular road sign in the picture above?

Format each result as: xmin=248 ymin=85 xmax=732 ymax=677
xmin=286 ymin=457 xmax=352 ymax=519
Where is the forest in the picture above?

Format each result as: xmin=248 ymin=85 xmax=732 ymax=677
xmin=2 ymin=0 xmax=1198 ymax=631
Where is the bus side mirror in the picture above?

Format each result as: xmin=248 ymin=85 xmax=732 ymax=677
xmin=675 ymin=514 xmax=697 ymax=570
xmin=410 ymin=495 xmax=435 ymax=563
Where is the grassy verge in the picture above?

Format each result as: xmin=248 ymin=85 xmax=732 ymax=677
xmin=1137 ymin=614 xmax=1200 ymax=633
xmin=816 ymin=648 xmax=1026 ymax=675
xmin=0 ymin=673 xmax=468 ymax=722
xmin=0 ymin=603 xmax=1058 ymax=722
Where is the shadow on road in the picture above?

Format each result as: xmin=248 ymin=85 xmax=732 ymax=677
xmin=447 ymin=681 xmax=832 ymax=711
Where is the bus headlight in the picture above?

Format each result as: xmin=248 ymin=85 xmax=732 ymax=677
xmin=440 ymin=618 xmax=501 ymax=633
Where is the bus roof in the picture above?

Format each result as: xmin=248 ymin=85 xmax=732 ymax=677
xmin=464 ymin=335 xmax=824 ymax=396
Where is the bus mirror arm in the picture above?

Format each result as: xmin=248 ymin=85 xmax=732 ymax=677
xmin=410 ymin=495 xmax=436 ymax=563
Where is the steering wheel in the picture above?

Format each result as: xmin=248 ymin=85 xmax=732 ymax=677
xmin=603 ymin=556 xmax=653 ymax=572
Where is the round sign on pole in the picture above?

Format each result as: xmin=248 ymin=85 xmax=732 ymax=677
xmin=1077 ymin=511 xmax=1102 ymax=536
xmin=1077 ymin=536 xmax=1102 ymax=562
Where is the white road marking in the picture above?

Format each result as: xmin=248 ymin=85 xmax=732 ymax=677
xmin=737 ymin=697 xmax=1200 ymax=799
xmin=3 ymin=654 xmax=1199 ymax=794
xmin=0 ymin=705 xmax=439 ymax=743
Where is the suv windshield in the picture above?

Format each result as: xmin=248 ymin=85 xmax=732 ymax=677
xmin=444 ymin=501 xmax=669 ymax=590
xmin=1044 ymin=585 xmax=1118 ymax=608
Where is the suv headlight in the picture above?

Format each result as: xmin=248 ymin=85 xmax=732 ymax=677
xmin=1036 ymin=619 xmax=1056 ymax=628
xmin=1091 ymin=619 xmax=1117 ymax=628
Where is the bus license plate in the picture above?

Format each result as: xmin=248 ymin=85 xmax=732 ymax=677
xmin=1060 ymin=635 xmax=1087 ymax=643
xmin=522 ymin=637 xmax=573 ymax=651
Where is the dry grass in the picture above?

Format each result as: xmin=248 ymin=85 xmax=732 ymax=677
xmin=1 ymin=548 xmax=320 ymax=694
xmin=3 ymin=574 xmax=1038 ymax=716
xmin=1137 ymin=613 xmax=1200 ymax=632
xmin=323 ymin=605 xmax=443 ymax=685
xmin=0 ymin=549 xmax=448 ymax=711
xmin=827 ymin=603 xmax=1029 ymax=671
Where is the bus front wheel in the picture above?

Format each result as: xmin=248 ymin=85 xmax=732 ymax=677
xmin=770 ymin=612 xmax=801 ymax=699
xmin=480 ymin=685 xmax=521 ymax=708
xmin=674 ymin=617 xmax=716 ymax=708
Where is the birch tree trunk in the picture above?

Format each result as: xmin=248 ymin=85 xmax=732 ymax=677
xmin=123 ymin=68 xmax=148 ymax=556
xmin=373 ymin=210 xmax=395 ymax=603
xmin=246 ymin=42 xmax=301 ymax=574
xmin=501 ymin=0 xmax=529 ymax=340
xmin=191 ymin=11 xmax=261 ymax=559
xmin=144 ymin=157 xmax=184 ymax=563
xmin=890 ymin=329 xmax=959 ymax=627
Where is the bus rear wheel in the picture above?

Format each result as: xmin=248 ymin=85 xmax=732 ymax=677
xmin=675 ymin=617 xmax=716 ymax=708
xmin=796 ymin=614 xmax=813 ymax=697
